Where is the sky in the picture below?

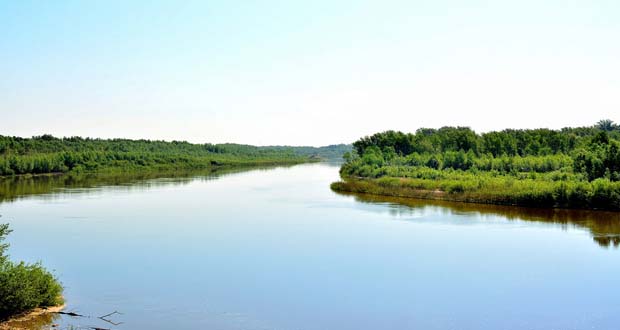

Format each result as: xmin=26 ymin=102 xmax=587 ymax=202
xmin=1 ymin=0 xmax=619 ymax=146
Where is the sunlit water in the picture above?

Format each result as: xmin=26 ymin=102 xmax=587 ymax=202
xmin=2 ymin=163 xmax=619 ymax=330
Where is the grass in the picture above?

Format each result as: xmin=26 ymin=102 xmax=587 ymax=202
xmin=332 ymin=167 xmax=620 ymax=210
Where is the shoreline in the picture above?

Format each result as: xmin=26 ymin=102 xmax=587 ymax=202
xmin=0 ymin=158 xmax=316 ymax=180
xmin=331 ymin=178 xmax=620 ymax=211
xmin=0 ymin=304 xmax=65 ymax=330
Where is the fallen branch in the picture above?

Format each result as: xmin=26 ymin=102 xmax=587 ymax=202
xmin=98 ymin=311 xmax=123 ymax=326
xmin=53 ymin=310 xmax=123 ymax=329
xmin=56 ymin=311 xmax=86 ymax=317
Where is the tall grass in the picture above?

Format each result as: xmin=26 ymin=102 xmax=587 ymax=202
xmin=333 ymin=167 xmax=620 ymax=210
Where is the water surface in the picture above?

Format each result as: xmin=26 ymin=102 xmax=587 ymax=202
xmin=2 ymin=163 xmax=619 ymax=330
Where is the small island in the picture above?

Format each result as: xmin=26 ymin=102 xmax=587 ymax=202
xmin=332 ymin=120 xmax=620 ymax=210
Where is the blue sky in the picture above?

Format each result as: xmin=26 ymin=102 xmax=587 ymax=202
xmin=1 ymin=0 xmax=619 ymax=146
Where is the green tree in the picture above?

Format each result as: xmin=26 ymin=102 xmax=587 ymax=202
xmin=596 ymin=119 xmax=617 ymax=132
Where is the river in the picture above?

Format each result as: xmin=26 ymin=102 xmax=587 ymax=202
xmin=2 ymin=163 xmax=619 ymax=330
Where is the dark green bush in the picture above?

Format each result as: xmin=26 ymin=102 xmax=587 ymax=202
xmin=0 ymin=224 xmax=63 ymax=320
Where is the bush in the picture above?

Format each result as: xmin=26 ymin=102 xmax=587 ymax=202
xmin=0 ymin=224 xmax=63 ymax=320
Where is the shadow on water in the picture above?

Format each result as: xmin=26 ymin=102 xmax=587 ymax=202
xmin=335 ymin=191 xmax=620 ymax=249
xmin=0 ymin=164 xmax=297 ymax=330
xmin=0 ymin=165 xmax=294 ymax=205
xmin=0 ymin=312 xmax=61 ymax=330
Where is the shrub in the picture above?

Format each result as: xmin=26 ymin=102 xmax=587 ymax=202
xmin=0 ymin=224 xmax=63 ymax=320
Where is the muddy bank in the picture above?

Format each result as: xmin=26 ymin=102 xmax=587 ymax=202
xmin=0 ymin=305 xmax=64 ymax=330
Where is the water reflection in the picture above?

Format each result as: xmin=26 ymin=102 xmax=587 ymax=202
xmin=335 ymin=191 xmax=620 ymax=248
xmin=0 ymin=165 xmax=292 ymax=205
xmin=0 ymin=165 xmax=295 ymax=330
xmin=3 ymin=166 xmax=619 ymax=251
xmin=0 ymin=311 xmax=61 ymax=330
xmin=3 ymin=163 xmax=620 ymax=330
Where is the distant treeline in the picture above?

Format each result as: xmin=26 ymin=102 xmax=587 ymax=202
xmin=333 ymin=120 xmax=620 ymax=210
xmin=0 ymin=135 xmax=349 ymax=176
xmin=266 ymin=144 xmax=352 ymax=161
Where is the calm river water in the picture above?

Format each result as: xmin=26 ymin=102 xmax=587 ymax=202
xmin=1 ymin=163 xmax=619 ymax=330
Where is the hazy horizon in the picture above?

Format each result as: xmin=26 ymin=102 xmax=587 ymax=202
xmin=2 ymin=1 xmax=619 ymax=146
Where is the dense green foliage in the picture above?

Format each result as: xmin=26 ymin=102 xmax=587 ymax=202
xmin=0 ymin=224 xmax=63 ymax=320
xmin=0 ymin=135 xmax=347 ymax=176
xmin=335 ymin=120 xmax=620 ymax=210
xmin=267 ymin=144 xmax=352 ymax=161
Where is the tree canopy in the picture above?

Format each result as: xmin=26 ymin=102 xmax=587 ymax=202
xmin=336 ymin=120 xmax=620 ymax=210
xmin=0 ymin=136 xmax=350 ymax=176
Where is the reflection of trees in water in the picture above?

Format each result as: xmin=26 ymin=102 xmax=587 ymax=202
xmin=0 ymin=311 xmax=60 ymax=330
xmin=337 ymin=191 xmax=620 ymax=249
xmin=593 ymin=236 xmax=620 ymax=248
xmin=0 ymin=165 xmax=292 ymax=205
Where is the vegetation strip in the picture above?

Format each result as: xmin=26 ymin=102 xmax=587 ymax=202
xmin=0 ymin=135 xmax=351 ymax=176
xmin=333 ymin=120 xmax=620 ymax=210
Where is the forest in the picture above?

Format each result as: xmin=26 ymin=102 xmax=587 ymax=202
xmin=0 ymin=135 xmax=349 ymax=176
xmin=332 ymin=120 xmax=620 ymax=210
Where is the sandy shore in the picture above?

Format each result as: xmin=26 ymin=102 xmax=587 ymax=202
xmin=0 ymin=305 xmax=65 ymax=330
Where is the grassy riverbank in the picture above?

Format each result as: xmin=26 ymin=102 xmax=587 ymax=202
xmin=331 ymin=175 xmax=620 ymax=210
xmin=0 ymin=135 xmax=351 ymax=176
xmin=332 ymin=120 xmax=620 ymax=210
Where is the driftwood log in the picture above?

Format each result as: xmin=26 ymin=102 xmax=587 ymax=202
xmin=54 ymin=310 xmax=123 ymax=329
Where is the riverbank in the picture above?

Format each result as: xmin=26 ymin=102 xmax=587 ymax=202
xmin=0 ymin=154 xmax=314 ymax=178
xmin=0 ymin=135 xmax=349 ymax=177
xmin=338 ymin=124 xmax=620 ymax=210
xmin=331 ymin=176 xmax=620 ymax=210
xmin=0 ymin=157 xmax=313 ymax=179
xmin=0 ymin=305 xmax=64 ymax=330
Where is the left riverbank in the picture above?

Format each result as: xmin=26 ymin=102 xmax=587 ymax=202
xmin=0 ymin=134 xmax=350 ymax=177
